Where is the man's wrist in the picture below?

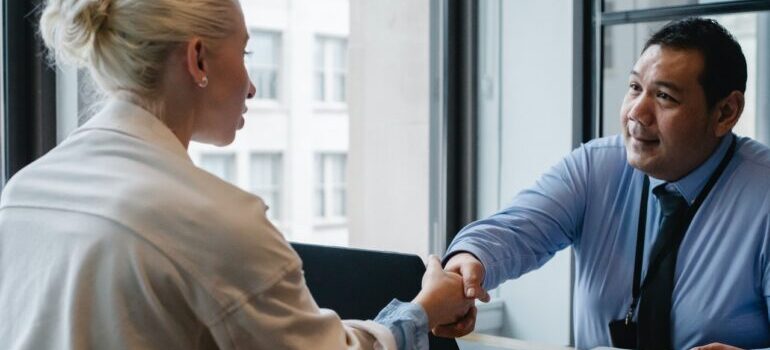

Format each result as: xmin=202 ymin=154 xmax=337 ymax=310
xmin=442 ymin=250 xmax=482 ymax=267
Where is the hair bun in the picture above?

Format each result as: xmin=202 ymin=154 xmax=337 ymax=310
xmin=79 ymin=0 xmax=111 ymax=35
xmin=40 ymin=0 xmax=114 ymax=67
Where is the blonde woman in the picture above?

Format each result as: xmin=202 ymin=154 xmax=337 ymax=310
xmin=0 ymin=0 xmax=474 ymax=349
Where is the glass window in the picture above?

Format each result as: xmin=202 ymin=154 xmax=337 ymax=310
xmin=601 ymin=12 xmax=770 ymax=146
xmin=250 ymin=153 xmax=282 ymax=220
xmin=314 ymin=36 xmax=347 ymax=104
xmin=314 ymin=153 xmax=346 ymax=219
xmin=603 ymin=0 xmax=734 ymax=12
xmin=198 ymin=153 xmax=237 ymax=183
xmin=57 ymin=0 xmax=432 ymax=253
xmin=246 ymin=29 xmax=281 ymax=100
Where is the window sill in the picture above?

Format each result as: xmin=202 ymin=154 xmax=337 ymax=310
xmin=475 ymin=298 xmax=505 ymax=334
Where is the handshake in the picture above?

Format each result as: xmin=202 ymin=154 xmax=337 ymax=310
xmin=412 ymin=253 xmax=490 ymax=338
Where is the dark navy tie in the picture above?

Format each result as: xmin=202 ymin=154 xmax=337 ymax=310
xmin=637 ymin=184 xmax=689 ymax=350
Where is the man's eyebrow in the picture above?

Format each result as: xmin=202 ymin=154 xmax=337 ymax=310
xmin=654 ymin=81 xmax=683 ymax=93
xmin=629 ymin=70 xmax=683 ymax=93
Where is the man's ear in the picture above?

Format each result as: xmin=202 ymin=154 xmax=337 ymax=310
xmin=712 ymin=90 xmax=744 ymax=138
xmin=185 ymin=38 xmax=207 ymax=85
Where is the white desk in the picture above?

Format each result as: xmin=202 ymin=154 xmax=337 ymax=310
xmin=457 ymin=333 xmax=574 ymax=350
xmin=457 ymin=334 xmax=620 ymax=350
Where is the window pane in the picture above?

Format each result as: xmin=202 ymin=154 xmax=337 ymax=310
xmin=315 ymin=72 xmax=325 ymax=101
xmin=199 ymin=154 xmax=236 ymax=182
xmin=252 ymin=70 xmax=278 ymax=100
xmin=315 ymin=188 xmax=325 ymax=217
xmin=333 ymin=74 xmax=346 ymax=102
xmin=314 ymin=38 xmax=325 ymax=102
xmin=250 ymin=153 xmax=282 ymax=220
xmin=314 ymin=38 xmax=325 ymax=71
xmin=601 ymin=12 xmax=769 ymax=146
xmin=248 ymin=31 xmax=277 ymax=65
xmin=181 ymin=0 xmax=430 ymax=252
xmin=246 ymin=30 xmax=280 ymax=100
xmin=331 ymin=39 xmax=346 ymax=69
xmin=603 ymin=0 xmax=735 ymax=12
xmin=332 ymin=188 xmax=345 ymax=216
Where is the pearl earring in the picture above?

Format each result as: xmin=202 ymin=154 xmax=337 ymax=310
xmin=198 ymin=76 xmax=208 ymax=88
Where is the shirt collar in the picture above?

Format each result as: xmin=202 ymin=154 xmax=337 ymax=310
xmin=79 ymin=98 xmax=192 ymax=162
xmin=649 ymin=133 xmax=734 ymax=204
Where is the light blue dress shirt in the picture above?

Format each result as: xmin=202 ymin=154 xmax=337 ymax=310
xmin=375 ymin=300 xmax=429 ymax=350
xmin=447 ymin=134 xmax=770 ymax=349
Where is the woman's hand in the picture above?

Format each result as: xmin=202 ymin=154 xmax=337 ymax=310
xmin=412 ymin=256 xmax=474 ymax=330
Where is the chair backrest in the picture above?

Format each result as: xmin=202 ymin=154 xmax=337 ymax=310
xmin=291 ymin=242 xmax=459 ymax=350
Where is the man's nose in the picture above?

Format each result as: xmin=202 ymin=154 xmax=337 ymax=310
xmin=627 ymin=95 xmax=655 ymax=127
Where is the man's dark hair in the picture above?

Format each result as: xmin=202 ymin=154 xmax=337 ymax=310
xmin=643 ymin=17 xmax=747 ymax=109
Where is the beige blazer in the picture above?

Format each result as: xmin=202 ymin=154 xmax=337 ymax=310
xmin=0 ymin=99 xmax=395 ymax=349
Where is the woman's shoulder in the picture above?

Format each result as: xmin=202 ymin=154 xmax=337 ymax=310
xmin=3 ymin=126 xmax=301 ymax=316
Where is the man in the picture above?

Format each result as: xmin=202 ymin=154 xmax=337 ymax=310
xmin=437 ymin=17 xmax=770 ymax=350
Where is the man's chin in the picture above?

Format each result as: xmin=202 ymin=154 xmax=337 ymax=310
xmin=626 ymin=149 xmax=657 ymax=173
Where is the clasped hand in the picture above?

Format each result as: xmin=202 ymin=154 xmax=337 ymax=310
xmin=412 ymin=253 xmax=489 ymax=338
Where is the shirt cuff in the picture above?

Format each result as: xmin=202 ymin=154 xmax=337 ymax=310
xmin=374 ymin=299 xmax=429 ymax=350
xmin=443 ymin=242 xmax=498 ymax=291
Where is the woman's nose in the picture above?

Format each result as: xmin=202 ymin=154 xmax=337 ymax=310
xmin=247 ymin=80 xmax=256 ymax=99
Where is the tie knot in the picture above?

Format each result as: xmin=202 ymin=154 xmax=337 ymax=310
xmin=653 ymin=184 xmax=689 ymax=216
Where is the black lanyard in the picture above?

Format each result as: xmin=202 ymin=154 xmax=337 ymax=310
xmin=624 ymin=137 xmax=738 ymax=324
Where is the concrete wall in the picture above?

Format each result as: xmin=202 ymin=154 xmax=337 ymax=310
xmin=347 ymin=0 xmax=431 ymax=257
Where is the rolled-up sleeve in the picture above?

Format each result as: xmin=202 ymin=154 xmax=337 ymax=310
xmin=374 ymin=299 xmax=429 ymax=350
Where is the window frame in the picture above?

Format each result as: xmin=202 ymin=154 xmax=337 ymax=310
xmin=2 ymin=0 xmax=58 ymax=189
xmin=314 ymin=152 xmax=347 ymax=223
xmin=313 ymin=35 xmax=348 ymax=108
xmin=246 ymin=28 xmax=282 ymax=104
xmin=249 ymin=152 xmax=283 ymax=221
xmin=198 ymin=152 xmax=238 ymax=183
xmin=582 ymin=0 xmax=770 ymax=143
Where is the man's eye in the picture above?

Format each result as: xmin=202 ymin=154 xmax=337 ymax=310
xmin=656 ymin=92 xmax=673 ymax=101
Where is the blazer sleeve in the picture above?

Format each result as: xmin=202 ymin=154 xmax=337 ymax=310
xmin=207 ymin=266 xmax=398 ymax=350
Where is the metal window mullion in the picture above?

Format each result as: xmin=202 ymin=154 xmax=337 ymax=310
xmin=3 ymin=0 xmax=58 ymax=184
xmin=601 ymin=0 xmax=770 ymax=25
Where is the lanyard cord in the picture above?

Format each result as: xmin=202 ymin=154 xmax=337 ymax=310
xmin=625 ymin=137 xmax=738 ymax=324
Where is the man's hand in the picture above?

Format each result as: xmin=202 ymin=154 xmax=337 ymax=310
xmin=412 ymin=256 xmax=474 ymax=330
xmin=691 ymin=343 xmax=743 ymax=350
xmin=444 ymin=252 xmax=490 ymax=302
xmin=430 ymin=252 xmax=490 ymax=338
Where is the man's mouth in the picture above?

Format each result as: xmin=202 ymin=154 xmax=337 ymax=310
xmin=632 ymin=135 xmax=659 ymax=143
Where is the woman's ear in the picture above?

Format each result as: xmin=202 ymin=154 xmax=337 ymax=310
xmin=185 ymin=38 xmax=207 ymax=86
xmin=712 ymin=90 xmax=745 ymax=138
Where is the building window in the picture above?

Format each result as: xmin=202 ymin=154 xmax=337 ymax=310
xmin=314 ymin=36 xmax=347 ymax=104
xmin=247 ymin=29 xmax=281 ymax=100
xmin=315 ymin=153 xmax=346 ymax=219
xmin=199 ymin=153 xmax=237 ymax=183
xmin=250 ymin=153 xmax=283 ymax=220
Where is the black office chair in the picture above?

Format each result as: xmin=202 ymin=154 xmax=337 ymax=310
xmin=291 ymin=242 xmax=460 ymax=350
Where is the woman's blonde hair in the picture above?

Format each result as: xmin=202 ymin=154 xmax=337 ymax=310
xmin=40 ymin=0 xmax=237 ymax=98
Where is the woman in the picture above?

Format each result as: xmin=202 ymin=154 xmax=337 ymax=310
xmin=0 ymin=0 xmax=473 ymax=349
